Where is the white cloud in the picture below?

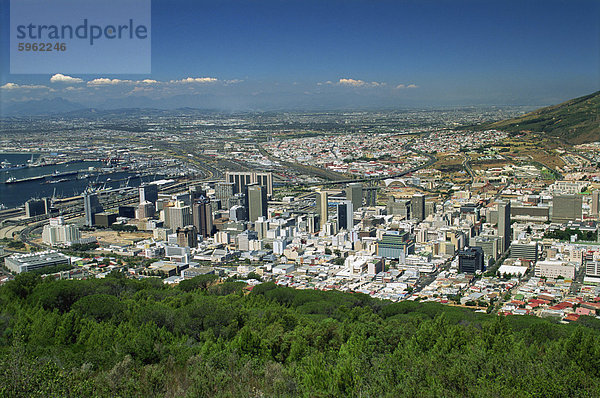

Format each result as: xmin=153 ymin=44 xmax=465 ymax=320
xmin=395 ymin=83 xmax=418 ymax=89
xmin=171 ymin=77 xmax=218 ymax=84
xmin=140 ymin=79 xmax=158 ymax=84
xmin=338 ymin=78 xmax=367 ymax=86
xmin=87 ymin=78 xmax=131 ymax=86
xmin=1 ymin=83 xmax=48 ymax=90
xmin=336 ymin=78 xmax=385 ymax=87
xmin=50 ymin=74 xmax=83 ymax=83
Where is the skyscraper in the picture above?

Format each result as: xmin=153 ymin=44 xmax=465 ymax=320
xmin=497 ymin=200 xmax=511 ymax=252
xmin=411 ymin=193 xmax=425 ymax=222
xmin=346 ymin=183 xmax=363 ymax=210
xmin=226 ymin=171 xmax=273 ymax=197
xmin=165 ymin=202 xmax=193 ymax=230
xmin=552 ymin=194 xmax=582 ymax=223
xmin=83 ymin=192 xmax=102 ymax=227
xmin=139 ymin=183 xmax=158 ymax=204
xmin=215 ymin=182 xmax=234 ymax=203
xmin=247 ymin=184 xmax=268 ymax=222
xmin=337 ymin=200 xmax=354 ymax=230
xmin=458 ymin=246 xmax=485 ymax=274
xmin=176 ymin=225 xmax=198 ymax=248
xmin=316 ymin=191 xmax=328 ymax=230
xmin=364 ymin=187 xmax=377 ymax=207
xmin=192 ymin=197 xmax=213 ymax=237
xmin=591 ymin=190 xmax=599 ymax=217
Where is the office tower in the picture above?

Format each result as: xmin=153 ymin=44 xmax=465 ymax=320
xmin=316 ymin=191 xmax=328 ymax=229
xmin=592 ymin=190 xmax=599 ymax=217
xmin=411 ymin=193 xmax=425 ymax=222
xmin=364 ymin=187 xmax=377 ymax=207
xmin=458 ymin=247 xmax=485 ymax=274
xmin=307 ymin=213 xmax=319 ymax=234
xmin=137 ymin=201 xmax=155 ymax=219
xmin=225 ymin=171 xmax=273 ymax=197
xmin=345 ymin=183 xmax=363 ymax=210
xmin=497 ymin=200 xmax=511 ymax=252
xmin=247 ymin=184 xmax=268 ymax=222
xmin=165 ymin=202 xmax=193 ymax=230
xmin=176 ymin=225 xmax=198 ymax=248
xmin=377 ymin=231 xmax=414 ymax=259
xmin=42 ymin=217 xmax=81 ymax=246
xmin=510 ymin=240 xmax=538 ymax=263
xmin=215 ymin=182 xmax=234 ymax=203
xmin=229 ymin=205 xmax=246 ymax=222
xmin=192 ymin=197 xmax=213 ymax=238
xmin=25 ymin=198 xmax=50 ymax=218
xmin=189 ymin=185 xmax=206 ymax=201
xmin=237 ymin=230 xmax=258 ymax=251
xmin=254 ymin=216 xmax=269 ymax=239
xmin=139 ymin=183 xmax=158 ymax=204
xmin=83 ymin=192 xmax=102 ymax=227
xmin=552 ymin=194 xmax=582 ymax=223
xmin=337 ymin=200 xmax=353 ymax=230
xmin=118 ymin=206 xmax=136 ymax=218
xmin=387 ymin=197 xmax=411 ymax=218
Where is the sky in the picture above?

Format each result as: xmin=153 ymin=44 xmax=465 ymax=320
xmin=0 ymin=0 xmax=599 ymax=111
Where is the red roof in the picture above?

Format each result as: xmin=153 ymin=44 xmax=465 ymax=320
xmin=549 ymin=302 xmax=573 ymax=310
xmin=565 ymin=314 xmax=580 ymax=322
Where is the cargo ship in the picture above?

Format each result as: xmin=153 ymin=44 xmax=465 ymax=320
xmin=4 ymin=175 xmax=46 ymax=184
xmin=51 ymin=170 xmax=79 ymax=178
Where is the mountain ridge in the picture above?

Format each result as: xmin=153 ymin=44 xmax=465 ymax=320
xmin=480 ymin=90 xmax=600 ymax=144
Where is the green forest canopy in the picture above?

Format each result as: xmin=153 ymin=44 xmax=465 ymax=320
xmin=1 ymin=272 xmax=600 ymax=397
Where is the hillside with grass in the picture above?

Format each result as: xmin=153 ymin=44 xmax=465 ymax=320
xmin=481 ymin=91 xmax=599 ymax=144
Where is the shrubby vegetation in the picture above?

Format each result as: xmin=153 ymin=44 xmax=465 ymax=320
xmin=1 ymin=274 xmax=600 ymax=397
xmin=545 ymin=228 xmax=597 ymax=242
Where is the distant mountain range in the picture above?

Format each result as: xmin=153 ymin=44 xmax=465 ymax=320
xmin=480 ymin=90 xmax=600 ymax=144
xmin=1 ymin=98 xmax=86 ymax=116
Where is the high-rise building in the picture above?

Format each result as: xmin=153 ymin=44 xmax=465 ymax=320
xmin=307 ymin=213 xmax=319 ymax=234
xmin=458 ymin=247 xmax=485 ymax=274
xmin=316 ymin=191 xmax=329 ymax=230
xmin=225 ymin=171 xmax=273 ymax=197
xmin=591 ymin=190 xmax=599 ymax=217
xmin=139 ymin=184 xmax=158 ymax=204
xmin=497 ymin=201 xmax=511 ymax=252
xmin=552 ymin=194 xmax=582 ymax=223
xmin=254 ymin=216 xmax=269 ymax=239
xmin=118 ymin=206 xmax=136 ymax=219
xmin=377 ymin=231 xmax=414 ymax=259
xmin=363 ymin=187 xmax=377 ymax=207
xmin=189 ymin=185 xmax=206 ymax=201
xmin=165 ymin=202 xmax=193 ymax=230
xmin=25 ymin=198 xmax=51 ymax=218
xmin=345 ymin=183 xmax=363 ymax=210
xmin=337 ymin=200 xmax=353 ymax=230
xmin=137 ymin=201 xmax=155 ymax=219
xmin=411 ymin=193 xmax=425 ymax=222
xmin=237 ymin=230 xmax=258 ymax=251
xmin=215 ymin=182 xmax=234 ymax=203
xmin=42 ymin=217 xmax=81 ymax=246
xmin=83 ymin=192 xmax=102 ymax=227
xmin=229 ymin=205 xmax=246 ymax=222
xmin=247 ymin=184 xmax=268 ymax=222
xmin=510 ymin=240 xmax=538 ymax=263
xmin=387 ymin=197 xmax=411 ymax=218
xmin=176 ymin=225 xmax=198 ymax=248
xmin=192 ymin=198 xmax=213 ymax=237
